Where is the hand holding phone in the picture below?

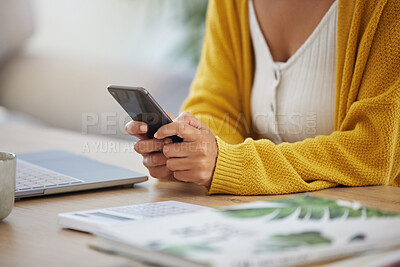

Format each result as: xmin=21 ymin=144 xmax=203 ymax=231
xmin=108 ymin=85 xmax=183 ymax=143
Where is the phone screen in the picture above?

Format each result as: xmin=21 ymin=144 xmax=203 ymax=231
xmin=109 ymin=86 xmax=182 ymax=142
xmin=113 ymin=89 xmax=169 ymax=121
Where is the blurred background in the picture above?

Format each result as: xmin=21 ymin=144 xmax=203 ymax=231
xmin=0 ymin=0 xmax=208 ymax=139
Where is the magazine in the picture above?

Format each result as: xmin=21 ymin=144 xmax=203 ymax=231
xmin=91 ymin=195 xmax=400 ymax=267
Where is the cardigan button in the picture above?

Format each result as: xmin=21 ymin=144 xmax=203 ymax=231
xmin=274 ymin=70 xmax=278 ymax=80
xmin=270 ymin=103 xmax=274 ymax=112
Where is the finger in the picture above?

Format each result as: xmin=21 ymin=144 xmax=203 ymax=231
xmin=173 ymin=170 xmax=196 ymax=183
xmin=154 ymin=121 xmax=200 ymax=141
xmin=131 ymin=133 xmax=148 ymax=140
xmin=175 ymin=112 xmax=204 ymax=130
xmin=148 ymin=165 xmax=172 ymax=179
xmin=134 ymin=139 xmax=165 ymax=154
xmin=125 ymin=120 xmax=149 ymax=139
xmin=164 ymin=110 xmax=176 ymax=120
xmin=173 ymin=169 xmax=211 ymax=186
xmin=166 ymin=158 xmax=194 ymax=172
xmin=143 ymin=152 xmax=167 ymax=167
xmin=156 ymin=173 xmax=179 ymax=182
xmin=163 ymin=142 xmax=198 ymax=158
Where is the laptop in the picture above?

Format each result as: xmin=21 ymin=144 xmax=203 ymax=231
xmin=15 ymin=150 xmax=147 ymax=199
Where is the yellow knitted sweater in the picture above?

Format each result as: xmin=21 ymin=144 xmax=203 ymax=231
xmin=181 ymin=0 xmax=400 ymax=195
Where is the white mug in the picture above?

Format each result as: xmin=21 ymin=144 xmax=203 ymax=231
xmin=0 ymin=152 xmax=16 ymax=221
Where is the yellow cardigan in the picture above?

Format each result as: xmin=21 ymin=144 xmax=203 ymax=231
xmin=181 ymin=0 xmax=400 ymax=195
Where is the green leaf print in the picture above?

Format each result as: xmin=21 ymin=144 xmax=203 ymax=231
xmin=219 ymin=195 xmax=399 ymax=221
xmin=219 ymin=207 xmax=278 ymax=219
xmin=255 ymin=231 xmax=332 ymax=253
xmin=160 ymin=243 xmax=216 ymax=256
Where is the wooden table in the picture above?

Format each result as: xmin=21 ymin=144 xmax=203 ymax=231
xmin=1 ymin=123 xmax=400 ymax=267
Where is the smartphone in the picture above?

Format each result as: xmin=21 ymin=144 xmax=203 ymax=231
xmin=108 ymin=85 xmax=183 ymax=143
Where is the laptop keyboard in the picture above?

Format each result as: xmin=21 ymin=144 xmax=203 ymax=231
xmin=16 ymin=160 xmax=84 ymax=191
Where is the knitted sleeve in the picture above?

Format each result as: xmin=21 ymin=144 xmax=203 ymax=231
xmin=180 ymin=0 xmax=250 ymax=145
xmin=211 ymin=97 xmax=400 ymax=194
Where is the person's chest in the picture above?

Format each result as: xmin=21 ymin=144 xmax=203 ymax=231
xmin=253 ymin=0 xmax=336 ymax=62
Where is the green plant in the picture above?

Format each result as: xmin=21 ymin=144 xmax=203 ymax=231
xmin=173 ymin=0 xmax=208 ymax=66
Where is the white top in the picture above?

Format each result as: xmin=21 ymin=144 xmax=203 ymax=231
xmin=249 ymin=0 xmax=337 ymax=144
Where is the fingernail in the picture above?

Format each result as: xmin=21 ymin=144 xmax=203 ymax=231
xmin=140 ymin=125 xmax=147 ymax=132
xmin=164 ymin=138 xmax=172 ymax=145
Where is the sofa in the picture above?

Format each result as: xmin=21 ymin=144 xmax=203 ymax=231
xmin=0 ymin=0 xmax=195 ymax=140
